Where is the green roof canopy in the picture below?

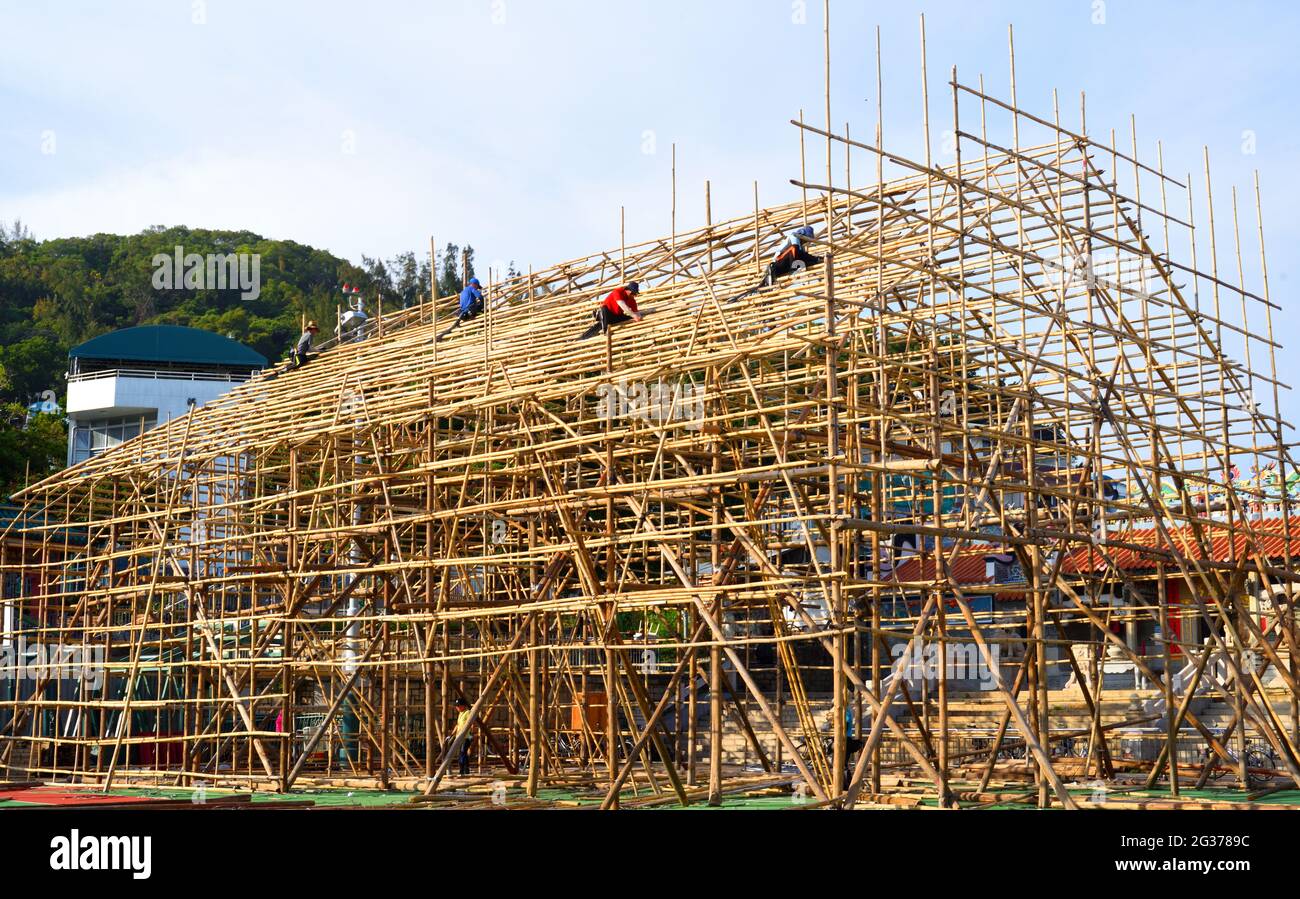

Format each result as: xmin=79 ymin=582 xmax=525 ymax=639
xmin=70 ymin=325 xmax=266 ymax=368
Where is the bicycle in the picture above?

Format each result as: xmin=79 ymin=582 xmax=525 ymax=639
xmin=966 ymin=735 xmax=1026 ymax=761
xmin=1052 ymin=736 xmax=1092 ymax=759
xmin=1206 ymin=730 xmax=1281 ymax=786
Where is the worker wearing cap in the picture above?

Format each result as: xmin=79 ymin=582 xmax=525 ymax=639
xmin=291 ymin=321 xmax=319 ymax=368
xmin=763 ymin=225 xmax=822 ymax=287
xmin=727 ymin=226 xmax=825 ymax=303
xmin=458 ymin=277 xmax=485 ymax=322
xmin=579 ymin=281 xmax=643 ymax=339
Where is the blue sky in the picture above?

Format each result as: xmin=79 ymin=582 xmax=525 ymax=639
xmin=1 ymin=0 xmax=1296 ymax=418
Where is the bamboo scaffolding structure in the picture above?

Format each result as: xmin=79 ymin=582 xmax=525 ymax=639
xmin=1 ymin=16 xmax=1297 ymax=810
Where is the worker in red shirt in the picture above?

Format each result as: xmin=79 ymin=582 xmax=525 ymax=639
xmin=580 ymin=281 xmax=643 ymax=339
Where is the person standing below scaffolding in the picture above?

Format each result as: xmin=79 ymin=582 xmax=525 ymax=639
xmin=844 ymin=704 xmax=864 ymax=792
xmin=454 ymin=698 xmax=474 ymax=776
xmin=290 ymin=321 xmax=319 ymax=368
xmin=579 ymin=281 xmax=643 ymax=339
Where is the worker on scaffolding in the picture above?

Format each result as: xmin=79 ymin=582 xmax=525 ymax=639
xmin=767 ymin=225 xmax=822 ymax=285
xmin=729 ymin=225 xmax=823 ymax=302
xmin=459 ymin=277 xmax=485 ymax=321
xmin=290 ymin=321 xmax=320 ymax=368
xmin=579 ymin=281 xmax=643 ymax=339
xmin=436 ymin=278 xmax=485 ymax=342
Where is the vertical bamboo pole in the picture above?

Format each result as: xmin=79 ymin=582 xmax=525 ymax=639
xmin=821 ymin=0 xmax=847 ymax=802
xmin=1253 ymin=172 xmax=1297 ymax=746
xmin=430 ymin=236 xmax=439 ymax=357
xmin=870 ymin=22 xmax=885 ymax=797
xmin=708 ymin=361 xmax=723 ymax=805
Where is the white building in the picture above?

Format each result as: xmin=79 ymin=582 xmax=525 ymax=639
xmin=65 ymin=325 xmax=265 ymax=466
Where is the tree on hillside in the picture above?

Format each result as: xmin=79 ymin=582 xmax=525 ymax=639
xmin=0 ymin=334 xmax=66 ymax=404
xmin=0 ymin=219 xmax=33 ymax=246
xmin=391 ymin=251 xmax=423 ymax=307
xmin=0 ymin=226 xmax=500 ymax=496
xmin=0 ymin=407 xmax=65 ymax=498
xmin=436 ymin=242 xmax=476 ymax=298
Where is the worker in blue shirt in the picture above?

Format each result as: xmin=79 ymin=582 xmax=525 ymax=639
xmin=438 ymin=278 xmax=485 ymax=342
xmin=459 ymin=278 xmax=484 ymax=320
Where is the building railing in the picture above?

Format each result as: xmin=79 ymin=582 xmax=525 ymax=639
xmin=68 ymin=367 xmax=259 ymax=385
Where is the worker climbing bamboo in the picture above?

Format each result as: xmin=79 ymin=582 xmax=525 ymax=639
xmin=436 ymin=277 xmax=485 ymax=341
xmin=579 ymin=280 xmax=643 ymax=339
xmin=290 ymin=321 xmax=320 ymax=368
xmin=453 ymin=698 xmax=474 ymax=776
xmin=729 ymin=225 xmax=823 ymax=302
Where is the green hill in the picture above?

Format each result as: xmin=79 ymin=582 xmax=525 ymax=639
xmin=0 ymin=220 xmax=481 ymax=495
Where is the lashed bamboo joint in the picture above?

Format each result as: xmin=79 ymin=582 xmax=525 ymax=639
xmin=1 ymin=29 xmax=1297 ymax=810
